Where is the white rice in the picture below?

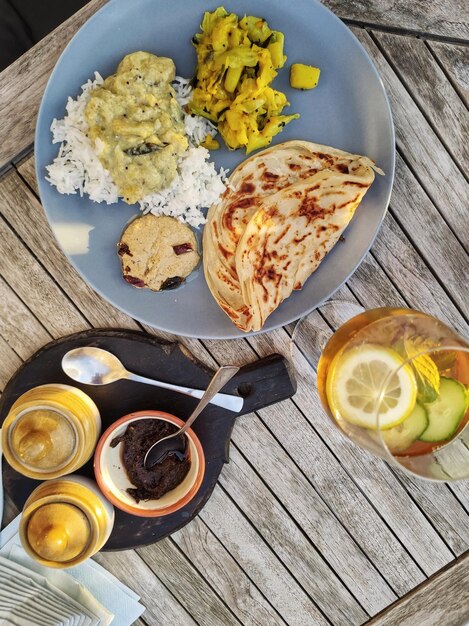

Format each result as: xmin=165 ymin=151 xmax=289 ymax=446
xmin=46 ymin=73 xmax=227 ymax=227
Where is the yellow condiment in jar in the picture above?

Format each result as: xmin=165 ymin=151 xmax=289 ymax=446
xmin=20 ymin=475 xmax=114 ymax=568
xmin=2 ymin=384 xmax=101 ymax=479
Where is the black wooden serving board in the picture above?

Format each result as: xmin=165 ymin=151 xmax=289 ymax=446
xmin=0 ymin=329 xmax=296 ymax=550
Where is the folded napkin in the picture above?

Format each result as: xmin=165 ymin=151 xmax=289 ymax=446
xmin=0 ymin=515 xmax=145 ymax=626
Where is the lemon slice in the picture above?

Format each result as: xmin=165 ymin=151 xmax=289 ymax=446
xmin=326 ymin=345 xmax=417 ymax=430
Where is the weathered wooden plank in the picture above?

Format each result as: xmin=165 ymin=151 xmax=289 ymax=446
xmin=0 ymin=170 xmax=139 ymax=330
xmin=381 ymin=156 xmax=469 ymax=326
xmin=15 ymin=154 xmax=39 ymax=195
xmin=217 ymin=446 xmax=368 ymax=625
xmin=393 ymin=474 xmax=469 ymax=557
xmin=351 ymin=28 xmax=469 ymax=250
xmin=0 ymin=275 xmax=51 ymax=359
xmin=0 ymin=0 xmax=108 ymax=170
xmin=1 ymin=165 xmax=231 ymax=370
xmin=428 ymin=41 xmax=469 ymax=105
xmin=200 ymin=485 xmax=336 ymax=624
xmin=94 ymin=550 xmax=198 ymax=626
xmin=234 ymin=397 xmax=424 ymax=597
xmin=366 ymin=552 xmax=469 ymax=626
xmin=362 ymin=215 xmax=467 ymax=337
xmin=323 ymin=0 xmax=469 ymax=40
xmin=259 ymin=328 xmax=466 ymax=566
xmin=345 ymin=254 xmax=405 ymax=311
xmin=0 ymin=335 xmax=22 ymax=391
xmin=143 ymin=333 xmax=369 ymax=623
xmin=447 ymin=474 xmax=469 ymax=511
xmin=137 ymin=539 xmax=243 ymax=626
xmin=205 ymin=329 xmax=457 ymax=583
xmin=196 ymin=369 xmax=400 ymax=613
xmin=0 ymin=215 xmax=87 ymax=337
xmin=304 ymin=283 xmax=469 ymax=536
xmin=173 ymin=516 xmax=288 ymax=626
xmin=344 ymin=255 xmax=469 ymax=525
xmin=349 ymin=246 xmax=467 ymax=338
xmin=375 ymin=32 xmax=468 ymax=172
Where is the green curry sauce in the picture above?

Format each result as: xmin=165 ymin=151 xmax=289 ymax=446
xmin=85 ymin=51 xmax=188 ymax=204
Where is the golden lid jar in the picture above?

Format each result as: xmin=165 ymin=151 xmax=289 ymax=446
xmin=2 ymin=384 xmax=101 ymax=479
xmin=19 ymin=475 xmax=114 ymax=568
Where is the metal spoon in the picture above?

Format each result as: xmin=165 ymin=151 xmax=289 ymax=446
xmin=144 ymin=365 xmax=239 ymax=467
xmin=61 ymin=347 xmax=243 ymax=413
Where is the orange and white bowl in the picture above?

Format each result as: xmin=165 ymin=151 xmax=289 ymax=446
xmin=94 ymin=410 xmax=205 ymax=517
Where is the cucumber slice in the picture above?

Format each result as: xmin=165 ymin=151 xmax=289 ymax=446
xmin=419 ymin=377 xmax=469 ymax=443
xmin=382 ymin=403 xmax=428 ymax=453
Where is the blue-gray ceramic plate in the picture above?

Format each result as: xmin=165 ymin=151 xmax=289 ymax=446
xmin=35 ymin=0 xmax=394 ymax=339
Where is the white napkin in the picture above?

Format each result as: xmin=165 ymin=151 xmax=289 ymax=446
xmin=0 ymin=578 xmax=71 ymax=625
xmin=0 ymin=515 xmax=145 ymax=626
xmin=0 ymin=558 xmax=95 ymax=626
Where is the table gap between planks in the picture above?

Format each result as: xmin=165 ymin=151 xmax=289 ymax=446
xmin=0 ymin=1 xmax=468 ymax=625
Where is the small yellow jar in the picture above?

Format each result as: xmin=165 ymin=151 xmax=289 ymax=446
xmin=19 ymin=475 xmax=114 ymax=568
xmin=2 ymin=384 xmax=101 ymax=479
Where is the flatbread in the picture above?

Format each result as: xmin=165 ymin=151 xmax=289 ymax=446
xmin=236 ymin=168 xmax=376 ymax=330
xmin=203 ymin=140 xmax=382 ymax=331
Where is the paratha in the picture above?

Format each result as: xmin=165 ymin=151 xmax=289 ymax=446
xmin=203 ymin=140 xmax=383 ymax=331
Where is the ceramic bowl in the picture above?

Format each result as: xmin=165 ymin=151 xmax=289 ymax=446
xmin=19 ymin=475 xmax=114 ymax=568
xmin=2 ymin=383 xmax=101 ymax=480
xmin=94 ymin=411 xmax=204 ymax=517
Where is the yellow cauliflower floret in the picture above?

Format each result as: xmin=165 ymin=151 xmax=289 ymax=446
xmin=189 ymin=8 xmax=299 ymax=153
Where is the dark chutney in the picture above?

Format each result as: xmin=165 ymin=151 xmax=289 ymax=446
xmin=111 ymin=419 xmax=190 ymax=502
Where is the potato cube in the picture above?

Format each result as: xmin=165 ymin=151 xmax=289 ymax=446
xmin=290 ymin=64 xmax=321 ymax=89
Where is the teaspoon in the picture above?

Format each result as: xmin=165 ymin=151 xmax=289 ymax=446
xmin=61 ymin=347 xmax=243 ymax=413
xmin=144 ymin=365 xmax=239 ymax=467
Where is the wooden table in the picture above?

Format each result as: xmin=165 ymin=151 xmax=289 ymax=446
xmin=0 ymin=1 xmax=468 ymax=624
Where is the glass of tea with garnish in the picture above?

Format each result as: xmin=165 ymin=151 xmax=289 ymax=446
xmin=295 ymin=306 xmax=469 ymax=480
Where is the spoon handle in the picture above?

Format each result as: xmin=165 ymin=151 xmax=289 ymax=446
xmin=125 ymin=371 xmax=243 ymax=413
xmin=180 ymin=366 xmax=240 ymax=435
